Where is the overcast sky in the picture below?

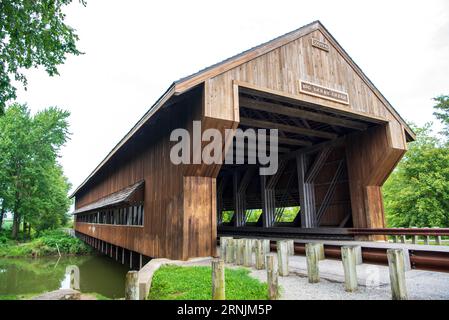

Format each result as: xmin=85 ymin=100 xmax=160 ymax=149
xmin=13 ymin=0 xmax=449 ymax=192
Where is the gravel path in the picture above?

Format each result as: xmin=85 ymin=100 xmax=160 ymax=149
xmin=248 ymin=255 xmax=449 ymax=300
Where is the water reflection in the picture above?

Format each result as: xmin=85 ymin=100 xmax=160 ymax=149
xmin=0 ymin=254 xmax=128 ymax=299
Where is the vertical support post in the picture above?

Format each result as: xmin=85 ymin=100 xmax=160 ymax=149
xmin=263 ymin=239 xmax=271 ymax=254
xmin=233 ymin=171 xmax=245 ymax=227
xmin=260 ymin=175 xmax=275 ymax=228
xmin=243 ymin=239 xmax=252 ymax=267
xmin=277 ymin=241 xmax=289 ymax=276
xmin=129 ymin=251 xmax=133 ymax=269
xmin=400 ymin=235 xmax=406 ymax=244
xmin=315 ymin=243 xmax=325 ymax=261
xmin=434 ymin=228 xmax=442 ymax=245
xmin=236 ymin=239 xmax=244 ymax=265
xmin=424 ymin=236 xmax=430 ymax=245
xmin=116 ymin=246 xmax=118 ymax=261
xmin=296 ymin=154 xmax=317 ymax=228
xmin=211 ymin=259 xmax=225 ymax=300
xmin=125 ymin=271 xmax=139 ymax=300
xmin=266 ymin=254 xmax=279 ymax=300
xmin=220 ymin=237 xmax=232 ymax=259
xmin=287 ymin=240 xmax=294 ymax=256
xmin=139 ymin=254 xmax=143 ymax=270
xmin=225 ymin=239 xmax=235 ymax=264
xmin=122 ymin=247 xmax=125 ymax=264
xmin=341 ymin=246 xmax=358 ymax=292
xmin=412 ymin=235 xmax=418 ymax=245
xmin=305 ymin=243 xmax=320 ymax=283
xmin=387 ymin=249 xmax=408 ymax=300
xmin=254 ymin=240 xmax=265 ymax=270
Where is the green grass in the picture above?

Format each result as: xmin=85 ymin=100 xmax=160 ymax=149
xmin=0 ymin=229 xmax=91 ymax=258
xmin=148 ymin=265 xmax=268 ymax=300
xmin=0 ymin=293 xmax=40 ymax=300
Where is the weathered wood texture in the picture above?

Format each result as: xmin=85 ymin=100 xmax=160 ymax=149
xmin=75 ymin=88 xmax=224 ymax=260
xmin=74 ymin=22 xmax=411 ymax=260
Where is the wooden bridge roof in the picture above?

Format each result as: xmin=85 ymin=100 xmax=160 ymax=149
xmin=73 ymin=181 xmax=144 ymax=214
xmin=71 ymin=20 xmax=414 ymax=198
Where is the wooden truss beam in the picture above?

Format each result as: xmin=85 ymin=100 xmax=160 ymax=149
xmin=316 ymin=160 xmax=345 ymax=224
xmin=296 ymin=153 xmax=317 ymax=228
xmin=240 ymin=97 xmax=368 ymax=131
xmin=240 ymin=117 xmax=338 ymax=140
xmin=260 ymin=175 xmax=276 ymax=228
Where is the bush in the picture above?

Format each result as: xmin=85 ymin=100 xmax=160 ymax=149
xmin=0 ymin=229 xmax=91 ymax=257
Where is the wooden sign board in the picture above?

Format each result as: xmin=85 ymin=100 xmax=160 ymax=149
xmin=299 ymin=81 xmax=349 ymax=105
xmin=311 ymin=38 xmax=330 ymax=52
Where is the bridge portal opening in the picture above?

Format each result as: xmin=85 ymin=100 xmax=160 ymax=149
xmin=217 ymin=86 xmax=383 ymax=239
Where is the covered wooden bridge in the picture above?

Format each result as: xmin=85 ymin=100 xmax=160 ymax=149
xmin=72 ymin=21 xmax=414 ymax=262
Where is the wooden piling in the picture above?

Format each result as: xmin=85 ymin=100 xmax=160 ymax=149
xmin=220 ymin=237 xmax=233 ymax=259
xmin=225 ymin=239 xmax=235 ymax=264
xmin=125 ymin=271 xmax=139 ymax=300
xmin=287 ymin=240 xmax=294 ymax=256
xmin=212 ymin=259 xmax=225 ymax=300
xmin=254 ymin=240 xmax=265 ymax=270
xmin=243 ymin=239 xmax=252 ymax=267
xmin=266 ymin=254 xmax=279 ymax=300
xmin=263 ymin=239 xmax=271 ymax=254
xmin=277 ymin=241 xmax=289 ymax=276
xmin=305 ymin=243 xmax=320 ymax=283
xmin=341 ymin=246 xmax=358 ymax=292
xmin=316 ymin=243 xmax=325 ymax=260
xmin=387 ymin=249 xmax=408 ymax=300
xmin=236 ymin=239 xmax=244 ymax=265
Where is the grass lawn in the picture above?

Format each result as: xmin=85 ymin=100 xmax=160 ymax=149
xmin=148 ymin=265 xmax=268 ymax=300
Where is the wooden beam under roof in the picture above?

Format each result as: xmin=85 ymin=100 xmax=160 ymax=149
xmin=240 ymin=117 xmax=338 ymax=140
xmin=240 ymin=97 xmax=368 ymax=131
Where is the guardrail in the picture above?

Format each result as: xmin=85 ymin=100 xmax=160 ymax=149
xmin=349 ymin=228 xmax=449 ymax=245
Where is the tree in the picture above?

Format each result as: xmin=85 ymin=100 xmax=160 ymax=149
xmin=0 ymin=103 xmax=71 ymax=238
xmin=433 ymin=95 xmax=449 ymax=139
xmin=0 ymin=0 xmax=86 ymax=113
xmin=383 ymin=124 xmax=449 ymax=227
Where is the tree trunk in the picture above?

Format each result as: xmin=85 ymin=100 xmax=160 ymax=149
xmin=11 ymin=212 xmax=20 ymax=239
xmin=0 ymin=207 xmax=4 ymax=230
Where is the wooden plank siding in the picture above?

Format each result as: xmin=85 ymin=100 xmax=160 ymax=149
xmin=73 ymin=21 xmax=411 ymax=259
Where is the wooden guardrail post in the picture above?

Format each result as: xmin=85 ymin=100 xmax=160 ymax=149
xmin=341 ymin=246 xmax=358 ymax=292
xmin=266 ymin=254 xmax=279 ymax=300
xmin=220 ymin=237 xmax=233 ymax=259
xmin=433 ymin=227 xmax=442 ymax=245
xmin=305 ymin=243 xmax=320 ymax=283
xmin=287 ymin=240 xmax=294 ymax=256
xmin=236 ymin=239 xmax=244 ymax=265
xmin=125 ymin=271 xmax=139 ymax=300
xmin=387 ymin=249 xmax=408 ymax=300
xmin=243 ymin=239 xmax=252 ymax=267
xmin=316 ymin=243 xmax=325 ymax=260
xmin=263 ymin=239 xmax=271 ymax=254
xmin=212 ymin=259 xmax=225 ymax=300
xmin=254 ymin=240 xmax=265 ymax=270
xmin=424 ymin=235 xmax=430 ymax=245
xmin=225 ymin=239 xmax=236 ymax=264
xmin=277 ymin=240 xmax=289 ymax=276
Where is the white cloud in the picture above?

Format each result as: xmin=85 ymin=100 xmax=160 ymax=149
xmin=13 ymin=0 xmax=449 ymax=191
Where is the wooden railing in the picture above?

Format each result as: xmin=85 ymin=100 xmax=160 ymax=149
xmin=349 ymin=228 xmax=449 ymax=245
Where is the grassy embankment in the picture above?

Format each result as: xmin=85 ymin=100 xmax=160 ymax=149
xmin=148 ymin=265 xmax=268 ymax=300
xmin=0 ymin=229 xmax=91 ymax=258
